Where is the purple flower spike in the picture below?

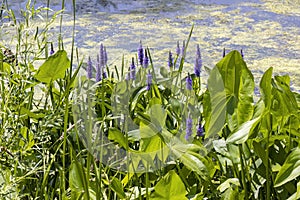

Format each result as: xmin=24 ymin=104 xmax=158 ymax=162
xmin=186 ymin=73 xmax=193 ymax=90
xmin=223 ymin=48 xmax=226 ymax=58
xmin=50 ymin=43 xmax=55 ymax=55
xmin=130 ymin=57 xmax=136 ymax=80
xmin=104 ymin=46 xmax=108 ymax=65
xmin=176 ymin=41 xmax=180 ymax=56
xmin=143 ymin=49 xmax=149 ymax=68
xmin=240 ymin=49 xmax=244 ymax=59
xmin=138 ymin=41 xmax=144 ymax=66
xmin=100 ymin=43 xmax=105 ymax=67
xmin=185 ymin=113 xmax=193 ymax=141
xmin=194 ymin=59 xmax=201 ymax=77
xmin=146 ymin=70 xmax=152 ymax=91
xmin=194 ymin=45 xmax=202 ymax=77
xmin=168 ymin=51 xmax=173 ymax=68
xmin=196 ymin=118 xmax=204 ymax=137
xmin=87 ymin=56 xmax=93 ymax=79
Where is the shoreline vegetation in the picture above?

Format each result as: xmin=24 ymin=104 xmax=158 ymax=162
xmin=1 ymin=1 xmax=300 ymax=199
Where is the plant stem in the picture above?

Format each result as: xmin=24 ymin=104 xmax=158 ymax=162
xmin=239 ymin=144 xmax=248 ymax=199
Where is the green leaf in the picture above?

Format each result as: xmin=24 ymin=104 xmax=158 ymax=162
xmin=34 ymin=50 xmax=70 ymax=83
xmin=259 ymin=67 xmax=273 ymax=110
xmin=205 ymin=65 xmax=226 ymax=138
xmin=109 ymin=177 xmax=126 ymax=199
xmin=172 ymin=143 xmax=208 ymax=180
xmin=272 ymin=75 xmax=298 ymax=116
xmin=274 ymin=148 xmax=300 ymax=187
xmin=217 ymin=178 xmax=240 ymax=193
xmin=148 ymin=102 xmax=167 ymax=129
xmin=108 ymin=127 xmax=128 ymax=150
xmin=216 ymin=50 xmax=254 ymax=130
xmin=150 ymin=170 xmax=187 ymax=200
xmin=226 ymin=117 xmax=260 ymax=144
xmin=286 ymin=181 xmax=300 ymax=200
xmin=20 ymin=107 xmax=45 ymax=119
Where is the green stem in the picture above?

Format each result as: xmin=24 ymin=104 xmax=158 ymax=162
xmin=239 ymin=144 xmax=248 ymax=199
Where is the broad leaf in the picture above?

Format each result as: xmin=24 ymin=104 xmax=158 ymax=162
xmin=226 ymin=117 xmax=260 ymax=144
xmin=205 ymin=65 xmax=226 ymax=138
xmin=274 ymin=148 xmax=300 ymax=187
xmin=35 ymin=50 xmax=70 ymax=83
xmin=108 ymin=127 xmax=128 ymax=149
xmin=150 ymin=170 xmax=187 ymax=200
xmin=216 ymin=50 xmax=254 ymax=131
xmin=109 ymin=178 xmax=126 ymax=199
xmin=259 ymin=67 xmax=273 ymax=110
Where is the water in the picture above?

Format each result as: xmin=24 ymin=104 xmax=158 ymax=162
xmin=2 ymin=0 xmax=300 ymax=90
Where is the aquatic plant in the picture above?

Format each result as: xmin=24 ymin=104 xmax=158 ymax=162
xmin=0 ymin=2 xmax=299 ymax=200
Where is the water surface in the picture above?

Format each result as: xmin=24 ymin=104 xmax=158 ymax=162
xmin=2 ymin=0 xmax=300 ymax=90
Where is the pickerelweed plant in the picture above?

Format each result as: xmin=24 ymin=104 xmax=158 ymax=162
xmin=1 ymin=1 xmax=300 ymax=200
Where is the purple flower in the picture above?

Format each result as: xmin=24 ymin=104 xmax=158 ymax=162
xmin=240 ymin=49 xmax=244 ymax=59
xmin=194 ymin=45 xmax=202 ymax=77
xmin=87 ymin=56 xmax=93 ymax=79
xmin=223 ymin=48 xmax=226 ymax=58
xmin=130 ymin=57 xmax=136 ymax=80
xmin=143 ymin=49 xmax=149 ymax=68
xmin=194 ymin=59 xmax=201 ymax=77
xmin=176 ymin=41 xmax=180 ymax=56
xmin=50 ymin=43 xmax=54 ymax=55
xmin=138 ymin=41 xmax=144 ymax=66
xmin=168 ymin=51 xmax=173 ymax=68
xmin=186 ymin=73 xmax=193 ymax=90
xmin=100 ymin=43 xmax=105 ymax=67
xmin=185 ymin=113 xmax=193 ymax=141
xmin=196 ymin=118 xmax=204 ymax=137
xmin=146 ymin=70 xmax=152 ymax=91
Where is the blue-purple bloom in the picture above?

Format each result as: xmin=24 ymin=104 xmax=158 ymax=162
xmin=194 ymin=45 xmax=202 ymax=77
xmin=50 ymin=43 xmax=55 ymax=55
xmin=185 ymin=113 xmax=193 ymax=141
xmin=87 ymin=56 xmax=93 ymax=79
xmin=100 ymin=43 xmax=105 ymax=67
xmin=186 ymin=73 xmax=193 ymax=90
xmin=146 ymin=70 xmax=152 ymax=91
xmin=196 ymin=118 xmax=204 ymax=137
xmin=138 ymin=41 xmax=144 ymax=66
xmin=143 ymin=49 xmax=149 ymax=68
xmin=168 ymin=51 xmax=173 ymax=68
xmin=194 ymin=59 xmax=201 ymax=77
xmin=130 ymin=57 xmax=136 ymax=80
xmin=176 ymin=41 xmax=180 ymax=56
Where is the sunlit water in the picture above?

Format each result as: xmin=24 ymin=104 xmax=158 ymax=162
xmin=2 ymin=0 xmax=300 ymax=91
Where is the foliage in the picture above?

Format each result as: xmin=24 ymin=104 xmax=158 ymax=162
xmin=0 ymin=1 xmax=299 ymax=200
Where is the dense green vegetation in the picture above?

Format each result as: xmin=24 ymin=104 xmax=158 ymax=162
xmin=0 ymin=1 xmax=299 ymax=199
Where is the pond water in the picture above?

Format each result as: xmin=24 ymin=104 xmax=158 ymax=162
xmin=2 ymin=0 xmax=300 ymax=91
